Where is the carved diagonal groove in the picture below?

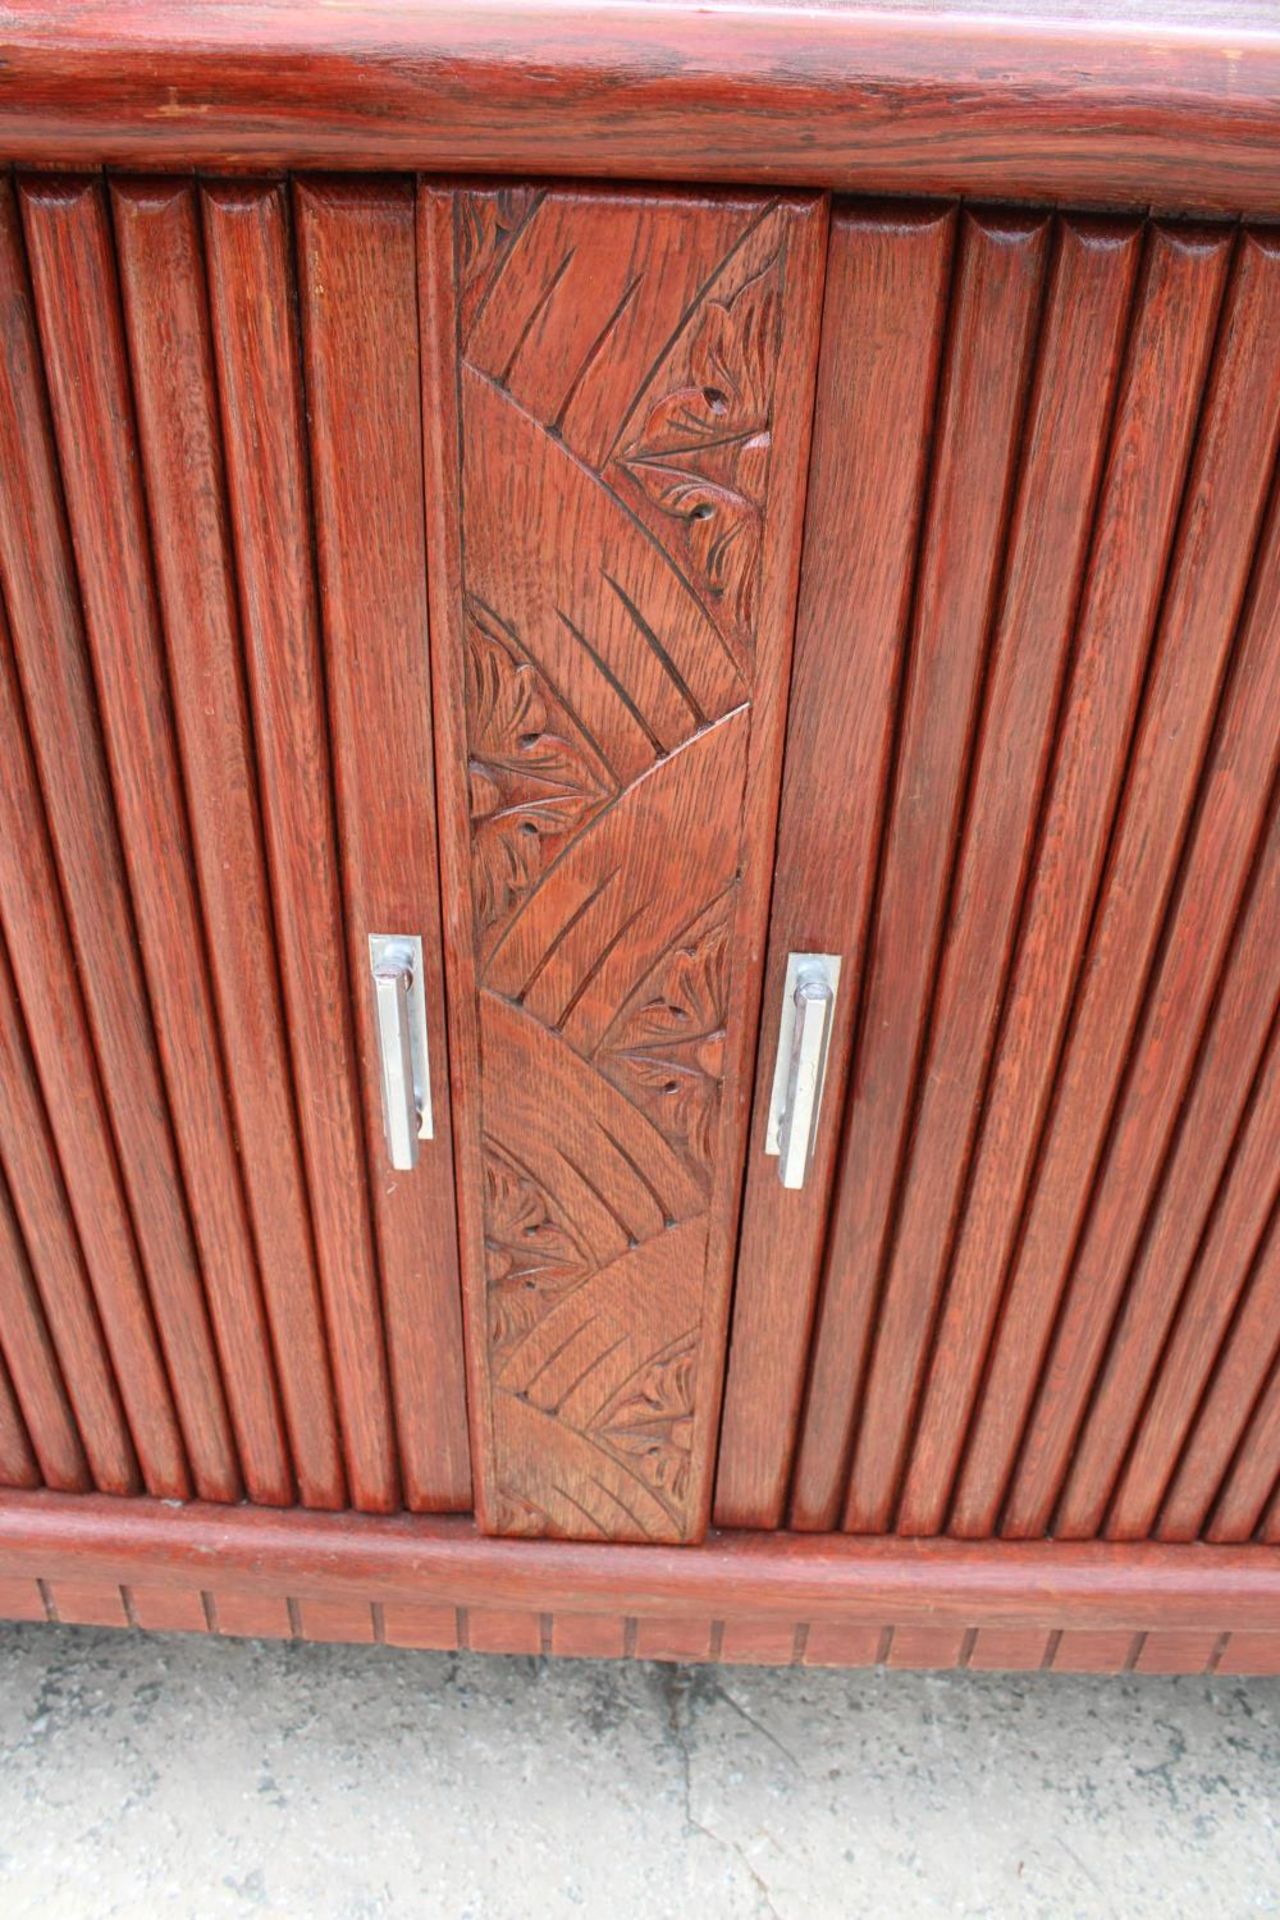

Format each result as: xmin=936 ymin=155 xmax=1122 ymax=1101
xmin=438 ymin=183 xmax=819 ymax=1540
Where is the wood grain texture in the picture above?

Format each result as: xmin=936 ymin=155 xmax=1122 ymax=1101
xmin=715 ymin=202 xmax=954 ymax=1530
xmin=1157 ymin=1210 xmax=1280 ymax=1543
xmin=1203 ymin=1312 xmax=1280 ymax=1543
xmin=201 ymin=177 xmax=365 ymax=1512
xmin=1050 ymin=279 xmax=1280 ymax=1537
xmin=422 ymin=182 xmax=826 ymax=1541
xmin=0 ymin=168 xmax=470 ymax=1518
xmin=732 ymin=205 xmax=1277 ymax=1550
xmin=297 ymin=176 xmax=470 ymax=1513
xmin=850 ymin=215 xmax=1141 ymax=1538
xmin=1134 ymin=1629 xmax=1225 ymax=1674
xmin=966 ymin=1628 xmax=1054 ymax=1672
xmin=1 ymin=1494 xmax=1280 ymax=1664
xmin=3 ymin=147 xmax=1277 ymax=1645
xmin=996 ymin=228 xmax=1280 ymax=1540
xmin=0 ymin=826 xmax=136 ymax=1497
xmin=0 ymin=175 xmax=192 ymax=1499
xmin=14 ymin=1573 xmax=1274 ymax=1674
xmin=1114 ymin=1001 xmax=1280 ymax=1541
xmin=20 ymin=173 xmax=243 ymax=1502
xmin=894 ymin=221 xmax=1233 ymax=1538
xmin=4 ymin=4 xmax=1280 ymax=215
xmin=112 ymin=174 xmax=318 ymax=1511
xmin=789 ymin=207 xmax=1054 ymax=1532
xmin=0 ymin=1149 xmax=87 ymax=1494
xmin=1076 ymin=826 xmax=1280 ymax=1539
xmin=0 ymin=1396 xmax=38 ymax=1494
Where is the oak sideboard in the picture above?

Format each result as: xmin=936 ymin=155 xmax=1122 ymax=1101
xmin=0 ymin=0 xmax=1278 ymax=1676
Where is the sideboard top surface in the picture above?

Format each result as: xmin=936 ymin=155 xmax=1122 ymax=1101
xmin=2 ymin=1 xmax=1280 ymax=214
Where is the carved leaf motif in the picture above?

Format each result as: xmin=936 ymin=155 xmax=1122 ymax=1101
xmin=466 ymin=601 xmax=614 ymax=951
xmin=483 ymin=1145 xmax=592 ymax=1359
xmin=492 ymin=1488 xmax=554 ymax=1537
xmin=457 ymin=188 xmax=542 ymax=342
xmin=597 ymin=908 xmax=732 ymax=1180
xmin=593 ymin=1338 xmax=697 ymax=1512
xmin=616 ymin=255 xmax=783 ymax=655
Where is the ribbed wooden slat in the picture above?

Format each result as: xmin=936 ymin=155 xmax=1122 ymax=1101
xmin=0 ymin=879 xmax=136 ymax=1495
xmin=0 ymin=1153 xmax=87 ymax=1492
xmin=922 ymin=224 xmax=1232 ymax=1539
xmin=1205 ymin=1332 xmax=1280 ymax=1542
xmin=1083 ymin=822 xmax=1280 ymax=1538
xmin=202 ymin=179 xmax=371 ymax=1510
xmin=0 ymin=1348 xmax=39 ymax=1490
xmin=297 ymin=177 xmax=471 ymax=1512
xmin=0 ymin=177 xmax=191 ymax=1499
xmin=859 ymin=215 xmax=1140 ymax=1537
xmin=112 ymin=176 xmax=318 ymax=1510
xmin=790 ymin=208 xmax=1053 ymax=1533
xmin=1126 ymin=1022 xmax=1280 ymax=1540
xmin=956 ymin=223 xmax=1253 ymax=1539
xmin=715 ymin=203 xmax=955 ymax=1530
xmin=1158 ymin=1213 xmax=1280 ymax=1540
xmin=20 ymin=174 xmax=242 ymax=1500
xmin=999 ymin=229 xmax=1280 ymax=1538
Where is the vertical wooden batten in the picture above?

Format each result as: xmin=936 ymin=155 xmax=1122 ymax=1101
xmin=296 ymin=176 xmax=471 ymax=1513
xmin=0 ymin=175 xmax=193 ymax=1500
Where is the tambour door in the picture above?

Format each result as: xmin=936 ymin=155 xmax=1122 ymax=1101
xmin=719 ymin=200 xmax=1280 ymax=1546
xmin=0 ymin=174 xmax=469 ymax=1514
xmin=421 ymin=183 xmax=827 ymax=1542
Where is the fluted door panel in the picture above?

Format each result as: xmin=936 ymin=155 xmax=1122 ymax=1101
xmin=0 ymin=172 xmax=470 ymax=1514
xmin=719 ymin=204 xmax=1280 ymax=1544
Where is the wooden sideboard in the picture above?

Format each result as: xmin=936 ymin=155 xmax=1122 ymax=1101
xmin=1 ymin=0 xmax=1279 ymax=1676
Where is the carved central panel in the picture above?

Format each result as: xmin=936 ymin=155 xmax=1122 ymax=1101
xmin=426 ymin=184 xmax=823 ymax=1541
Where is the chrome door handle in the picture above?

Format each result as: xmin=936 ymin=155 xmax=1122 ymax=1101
xmin=765 ymin=953 xmax=841 ymax=1190
xmin=369 ymin=934 xmax=434 ymax=1171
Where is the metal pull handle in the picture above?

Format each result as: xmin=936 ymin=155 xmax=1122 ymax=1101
xmin=369 ymin=935 xmax=434 ymax=1172
xmin=765 ymin=953 xmax=841 ymax=1191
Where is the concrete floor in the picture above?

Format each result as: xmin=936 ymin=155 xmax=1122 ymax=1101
xmin=0 ymin=1624 xmax=1276 ymax=1918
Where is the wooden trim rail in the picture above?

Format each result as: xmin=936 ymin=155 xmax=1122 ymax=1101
xmin=2 ymin=3 xmax=1280 ymax=214
xmin=1 ymin=1494 xmax=1278 ymax=1671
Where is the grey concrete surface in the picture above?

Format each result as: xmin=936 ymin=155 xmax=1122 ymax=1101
xmin=0 ymin=1623 xmax=1276 ymax=1919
